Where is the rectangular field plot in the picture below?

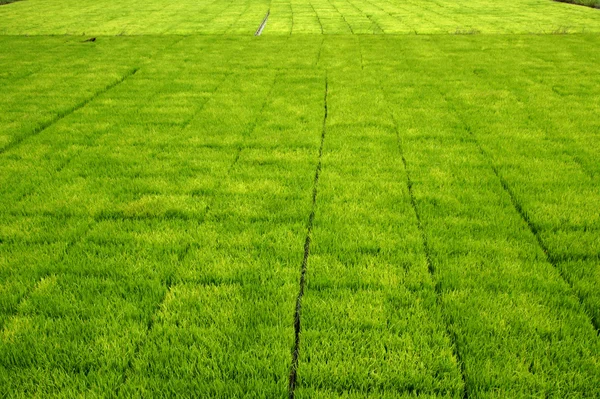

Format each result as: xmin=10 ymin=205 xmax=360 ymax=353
xmin=364 ymin=36 xmax=600 ymax=396
xmin=0 ymin=36 xmax=177 ymax=154
xmin=1 ymin=37 xmax=325 ymax=397
xmin=1 ymin=35 xmax=600 ymax=397
xmin=267 ymin=0 xmax=600 ymax=34
xmin=0 ymin=0 xmax=270 ymax=35
xmin=2 ymin=0 xmax=600 ymax=34
xmin=296 ymin=70 xmax=464 ymax=397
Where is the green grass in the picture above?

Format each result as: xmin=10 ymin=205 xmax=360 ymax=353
xmin=1 ymin=0 xmax=600 ymax=34
xmin=1 ymin=1 xmax=600 ymax=398
xmin=372 ymin=36 xmax=600 ymax=395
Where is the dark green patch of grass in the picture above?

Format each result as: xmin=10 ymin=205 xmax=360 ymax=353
xmin=554 ymin=0 xmax=600 ymax=9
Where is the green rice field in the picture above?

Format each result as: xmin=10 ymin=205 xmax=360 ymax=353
xmin=1 ymin=0 xmax=599 ymax=397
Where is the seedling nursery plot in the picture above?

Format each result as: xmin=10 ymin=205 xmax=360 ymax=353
xmin=0 ymin=0 xmax=599 ymax=397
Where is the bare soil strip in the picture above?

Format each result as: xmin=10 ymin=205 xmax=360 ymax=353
xmin=288 ymin=75 xmax=328 ymax=399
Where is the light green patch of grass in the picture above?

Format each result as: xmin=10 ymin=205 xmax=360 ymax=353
xmin=1 ymin=36 xmax=325 ymax=397
xmin=1 ymin=0 xmax=600 ymax=34
xmin=0 ymin=0 xmax=270 ymax=35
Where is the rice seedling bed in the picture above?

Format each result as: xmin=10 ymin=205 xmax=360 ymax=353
xmin=1 ymin=2 xmax=599 ymax=397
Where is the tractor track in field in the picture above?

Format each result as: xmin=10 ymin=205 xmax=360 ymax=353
xmin=346 ymin=0 xmax=385 ymax=33
xmin=0 ymin=34 xmax=188 ymax=158
xmin=327 ymin=0 xmax=355 ymax=34
xmin=288 ymin=73 xmax=328 ymax=399
xmin=310 ymin=3 xmax=325 ymax=34
xmin=0 ymin=0 xmax=21 ymax=6
xmin=229 ymin=70 xmax=280 ymax=171
xmin=358 ymin=36 xmax=365 ymax=69
xmin=401 ymin=153 xmax=469 ymax=398
xmin=399 ymin=150 xmax=469 ymax=398
xmin=315 ymin=37 xmax=325 ymax=66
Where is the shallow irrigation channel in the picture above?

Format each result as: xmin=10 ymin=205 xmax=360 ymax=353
xmin=0 ymin=35 xmax=186 ymax=156
xmin=288 ymin=74 xmax=328 ymax=399
xmin=255 ymin=10 xmax=270 ymax=36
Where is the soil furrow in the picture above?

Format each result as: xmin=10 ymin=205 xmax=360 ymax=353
xmin=288 ymin=74 xmax=328 ymax=399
